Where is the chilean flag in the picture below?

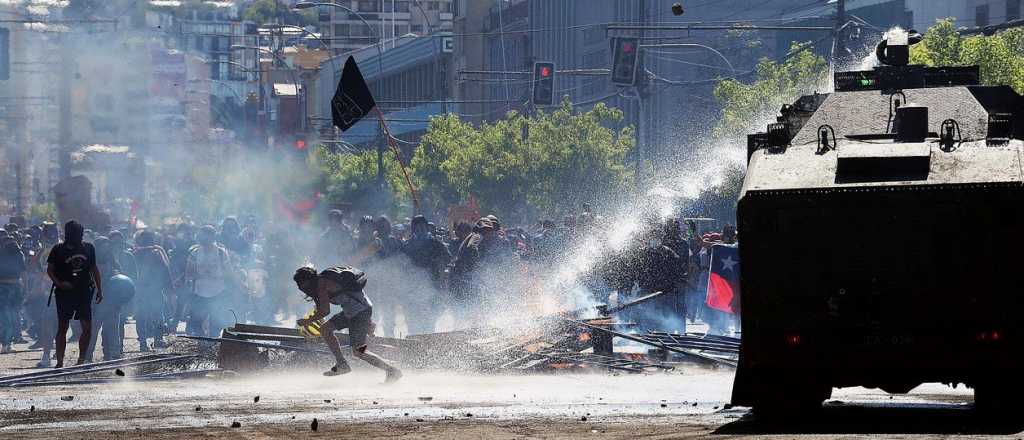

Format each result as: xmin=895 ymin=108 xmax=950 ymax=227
xmin=706 ymin=244 xmax=740 ymax=314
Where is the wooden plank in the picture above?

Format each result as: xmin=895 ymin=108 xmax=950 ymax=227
xmin=0 ymin=354 xmax=178 ymax=384
xmin=6 ymin=369 xmax=223 ymax=388
xmin=0 ymin=355 xmax=198 ymax=386
xmin=180 ymin=335 xmax=335 ymax=354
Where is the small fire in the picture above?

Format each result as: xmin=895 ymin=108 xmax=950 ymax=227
xmin=578 ymin=332 xmax=592 ymax=343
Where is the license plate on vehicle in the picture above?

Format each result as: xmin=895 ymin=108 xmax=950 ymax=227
xmin=862 ymin=333 xmax=915 ymax=346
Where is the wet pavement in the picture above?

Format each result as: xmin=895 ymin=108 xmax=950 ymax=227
xmin=1 ymin=323 xmax=1018 ymax=439
xmin=2 ymin=363 xmax=1013 ymax=439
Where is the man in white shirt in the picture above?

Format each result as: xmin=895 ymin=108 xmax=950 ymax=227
xmin=185 ymin=225 xmax=234 ymax=337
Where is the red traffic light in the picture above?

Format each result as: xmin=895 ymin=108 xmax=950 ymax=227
xmin=540 ymin=66 xmax=551 ymax=77
xmin=294 ymin=139 xmax=307 ymax=150
xmin=621 ymin=42 xmax=635 ymax=53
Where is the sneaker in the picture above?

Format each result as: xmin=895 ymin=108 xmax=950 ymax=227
xmin=385 ymin=367 xmax=403 ymax=384
xmin=35 ymin=358 xmax=52 ymax=368
xmin=54 ymin=360 xmax=64 ymax=369
xmin=13 ymin=336 xmax=28 ymax=344
xmin=1 ymin=344 xmax=12 ymax=354
xmin=28 ymin=341 xmax=42 ymax=350
xmin=323 ymin=363 xmax=352 ymax=377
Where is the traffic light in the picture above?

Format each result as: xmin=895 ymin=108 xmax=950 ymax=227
xmin=532 ymin=61 xmax=555 ymax=106
xmin=611 ymin=37 xmax=640 ymax=86
xmin=0 ymin=28 xmax=9 ymax=81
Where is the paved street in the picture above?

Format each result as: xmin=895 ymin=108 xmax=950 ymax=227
xmin=1 ymin=359 xmax=1008 ymax=439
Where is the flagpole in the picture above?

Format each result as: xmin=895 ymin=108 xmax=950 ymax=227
xmin=374 ymin=106 xmax=421 ymax=214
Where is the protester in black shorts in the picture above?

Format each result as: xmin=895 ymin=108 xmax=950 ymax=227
xmin=46 ymin=221 xmax=103 ymax=368
xmin=293 ymin=266 xmax=401 ymax=383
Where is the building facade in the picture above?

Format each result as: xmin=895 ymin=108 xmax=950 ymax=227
xmin=316 ymin=0 xmax=456 ymax=54
xmin=313 ymin=33 xmax=453 ymax=147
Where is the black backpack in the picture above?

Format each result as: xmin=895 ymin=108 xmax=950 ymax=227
xmin=320 ymin=266 xmax=367 ymax=292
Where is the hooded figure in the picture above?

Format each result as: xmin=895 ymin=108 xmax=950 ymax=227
xmin=403 ymin=215 xmax=451 ymax=287
xmin=133 ymin=230 xmax=172 ymax=350
xmin=0 ymin=231 xmax=26 ymax=353
xmin=46 ymin=220 xmax=102 ymax=367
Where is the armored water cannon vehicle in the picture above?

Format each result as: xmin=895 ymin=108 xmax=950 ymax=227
xmin=732 ymin=28 xmax=1024 ymax=414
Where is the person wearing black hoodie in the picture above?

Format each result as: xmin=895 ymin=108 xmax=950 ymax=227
xmin=0 ymin=231 xmax=26 ymax=354
xmin=47 ymin=220 xmax=103 ymax=367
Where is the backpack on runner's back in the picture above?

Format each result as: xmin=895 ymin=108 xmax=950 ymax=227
xmin=320 ymin=266 xmax=367 ymax=292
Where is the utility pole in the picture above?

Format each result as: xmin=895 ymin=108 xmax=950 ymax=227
xmin=58 ymin=33 xmax=72 ymax=180
xmin=835 ymin=0 xmax=846 ymax=62
xmin=377 ymin=118 xmax=385 ymax=191
xmin=634 ymin=0 xmax=647 ymax=190
xmin=11 ymin=25 xmax=25 ymax=216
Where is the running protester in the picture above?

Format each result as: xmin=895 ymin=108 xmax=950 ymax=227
xmin=293 ymin=266 xmax=401 ymax=383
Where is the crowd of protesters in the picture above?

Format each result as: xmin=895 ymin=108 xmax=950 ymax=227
xmin=0 ymin=205 xmax=739 ymax=366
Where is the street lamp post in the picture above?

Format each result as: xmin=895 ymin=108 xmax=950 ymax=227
xmin=230 ymin=45 xmax=305 ymax=132
xmin=259 ymin=24 xmax=339 ymax=131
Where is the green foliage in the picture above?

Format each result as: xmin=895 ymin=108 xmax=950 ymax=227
xmin=241 ymin=0 xmax=315 ymax=26
xmin=313 ymin=146 xmax=411 ymax=218
xmin=65 ymin=0 xmax=107 ymax=18
xmin=28 ymin=203 xmax=56 ymax=224
xmin=316 ymin=102 xmax=634 ymax=220
xmin=180 ymin=152 xmax=318 ymax=222
xmin=712 ymin=42 xmax=829 ymax=138
xmin=910 ymin=19 xmax=1024 ymax=93
xmin=410 ymin=101 xmax=634 ymax=221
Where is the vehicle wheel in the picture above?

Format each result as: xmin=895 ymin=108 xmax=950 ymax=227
xmin=751 ymin=381 xmax=830 ymax=420
xmin=974 ymin=378 xmax=1021 ymax=414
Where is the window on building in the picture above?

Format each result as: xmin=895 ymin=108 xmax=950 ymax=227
xmin=353 ymin=24 xmax=372 ymax=36
xmin=397 ymin=1 xmax=410 ymax=12
xmin=1010 ymin=0 xmax=1022 ymax=21
xmin=194 ymin=36 xmax=204 ymax=51
xmin=583 ymin=27 xmax=603 ymax=45
xmin=582 ymin=50 xmax=607 ymax=68
xmin=358 ymin=1 xmax=380 ymax=12
xmin=94 ymin=94 xmax=114 ymax=110
xmin=976 ymin=4 xmax=989 ymax=26
xmin=334 ymin=23 xmax=350 ymax=35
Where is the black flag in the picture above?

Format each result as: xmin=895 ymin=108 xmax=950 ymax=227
xmin=332 ymin=56 xmax=377 ymax=132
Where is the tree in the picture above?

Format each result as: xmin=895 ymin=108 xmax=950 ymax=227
xmin=316 ymin=102 xmax=634 ymax=221
xmin=410 ymin=101 xmax=634 ymax=221
xmin=241 ymin=0 xmax=316 ymax=26
xmin=711 ymin=42 xmax=829 ymax=139
xmin=910 ymin=19 xmax=1024 ymax=93
xmin=313 ymin=147 xmax=411 ymax=218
